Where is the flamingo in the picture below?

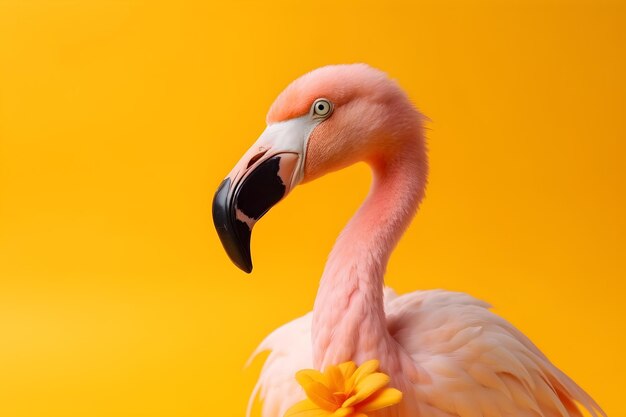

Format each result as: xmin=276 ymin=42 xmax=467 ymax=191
xmin=212 ymin=64 xmax=605 ymax=417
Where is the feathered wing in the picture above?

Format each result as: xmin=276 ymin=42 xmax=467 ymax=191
xmin=247 ymin=289 xmax=605 ymax=417
xmin=386 ymin=290 xmax=605 ymax=417
xmin=246 ymin=312 xmax=313 ymax=417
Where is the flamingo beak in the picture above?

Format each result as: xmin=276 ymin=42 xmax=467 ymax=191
xmin=212 ymin=116 xmax=318 ymax=273
xmin=212 ymin=152 xmax=299 ymax=273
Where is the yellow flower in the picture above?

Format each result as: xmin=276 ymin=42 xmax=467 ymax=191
xmin=284 ymin=359 xmax=403 ymax=417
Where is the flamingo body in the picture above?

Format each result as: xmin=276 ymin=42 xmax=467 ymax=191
xmin=250 ymin=289 xmax=602 ymax=417
xmin=211 ymin=64 xmax=604 ymax=417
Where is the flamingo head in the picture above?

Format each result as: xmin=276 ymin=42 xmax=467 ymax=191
xmin=212 ymin=64 xmax=424 ymax=273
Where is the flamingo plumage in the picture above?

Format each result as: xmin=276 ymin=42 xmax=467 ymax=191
xmin=212 ymin=64 xmax=604 ymax=417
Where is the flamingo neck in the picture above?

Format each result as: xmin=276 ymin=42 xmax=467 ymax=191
xmin=311 ymin=136 xmax=427 ymax=369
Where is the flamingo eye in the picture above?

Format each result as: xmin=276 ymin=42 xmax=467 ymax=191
xmin=312 ymin=99 xmax=332 ymax=117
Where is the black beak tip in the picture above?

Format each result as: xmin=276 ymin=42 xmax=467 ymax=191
xmin=240 ymin=261 xmax=253 ymax=274
xmin=226 ymin=249 xmax=254 ymax=274
xmin=212 ymin=178 xmax=254 ymax=274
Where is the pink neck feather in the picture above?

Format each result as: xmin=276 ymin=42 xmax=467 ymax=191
xmin=311 ymin=130 xmax=427 ymax=369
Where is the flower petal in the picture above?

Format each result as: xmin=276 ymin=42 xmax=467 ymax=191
xmin=285 ymin=399 xmax=333 ymax=417
xmin=356 ymin=372 xmax=390 ymax=393
xmin=343 ymin=373 xmax=390 ymax=407
xmin=296 ymin=371 xmax=339 ymax=410
xmin=358 ymin=387 xmax=403 ymax=412
xmin=325 ymin=365 xmax=344 ymax=393
xmin=338 ymin=361 xmax=357 ymax=379
xmin=350 ymin=360 xmax=379 ymax=386
xmin=331 ymin=406 xmax=354 ymax=417
xmin=296 ymin=369 xmax=328 ymax=386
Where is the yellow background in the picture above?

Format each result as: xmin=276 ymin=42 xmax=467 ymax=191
xmin=0 ymin=1 xmax=624 ymax=416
